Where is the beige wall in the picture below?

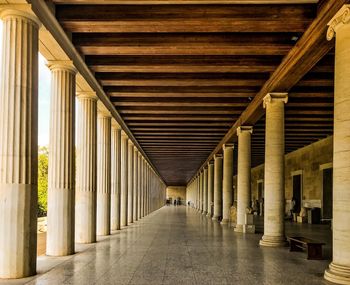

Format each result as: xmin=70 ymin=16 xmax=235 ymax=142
xmin=234 ymin=136 xmax=333 ymax=212
xmin=167 ymin=186 xmax=186 ymax=203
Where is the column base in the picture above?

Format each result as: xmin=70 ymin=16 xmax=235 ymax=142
xmin=202 ymin=211 xmax=207 ymax=215
xmin=206 ymin=213 xmax=212 ymax=218
xmin=259 ymin=235 xmax=287 ymax=247
xmin=234 ymin=224 xmax=244 ymax=233
xmin=324 ymin=262 xmax=350 ymax=285
xmin=220 ymin=219 xmax=229 ymax=225
xmin=212 ymin=215 xmax=220 ymax=221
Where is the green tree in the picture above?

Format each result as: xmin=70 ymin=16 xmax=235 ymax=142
xmin=38 ymin=147 xmax=48 ymax=217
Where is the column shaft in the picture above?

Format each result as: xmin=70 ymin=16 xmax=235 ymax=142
xmin=121 ymin=135 xmax=128 ymax=227
xmin=260 ymin=93 xmax=288 ymax=247
xmin=76 ymin=93 xmax=97 ymax=243
xmin=212 ymin=154 xmax=223 ymax=221
xmin=133 ymin=147 xmax=138 ymax=221
xmin=221 ymin=144 xmax=234 ymax=225
xmin=0 ymin=9 xmax=39 ymax=278
xmin=47 ymin=62 xmax=76 ymax=256
xmin=111 ymin=124 xmax=121 ymax=231
xmin=137 ymin=153 xmax=142 ymax=219
xmin=207 ymin=161 xmax=214 ymax=217
xmin=203 ymin=168 xmax=208 ymax=215
xmin=235 ymin=127 xmax=253 ymax=232
xmin=140 ymin=159 xmax=144 ymax=217
xmin=127 ymin=141 xmax=134 ymax=224
xmin=96 ymin=113 xmax=111 ymax=236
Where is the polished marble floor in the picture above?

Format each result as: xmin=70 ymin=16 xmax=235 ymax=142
xmin=1 ymin=206 xmax=333 ymax=285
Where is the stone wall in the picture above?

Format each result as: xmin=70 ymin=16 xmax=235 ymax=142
xmin=167 ymin=186 xmax=186 ymax=204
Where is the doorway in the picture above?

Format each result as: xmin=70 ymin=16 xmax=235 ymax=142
xmin=292 ymin=174 xmax=302 ymax=214
xmin=322 ymin=168 xmax=333 ymax=219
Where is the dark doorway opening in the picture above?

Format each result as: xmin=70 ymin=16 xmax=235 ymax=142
xmin=322 ymin=168 xmax=333 ymax=219
xmin=293 ymin=174 xmax=302 ymax=214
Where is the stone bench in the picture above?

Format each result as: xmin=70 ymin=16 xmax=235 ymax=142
xmin=288 ymin=236 xmax=325 ymax=260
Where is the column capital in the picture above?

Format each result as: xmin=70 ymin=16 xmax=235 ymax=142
xmin=111 ymin=119 xmax=121 ymax=129
xmin=263 ymin=93 xmax=288 ymax=108
xmin=128 ymin=139 xmax=134 ymax=146
xmin=77 ymin=91 xmax=98 ymax=101
xmin=47 ymin=60 xmax=77 ymax=74
xmin=222 ymin=143 xmax=234 ymax=150
xmin=327 ymin=5 xmax=350 ymax=40
xmin=214 ymin=153 xmax=223 ymax=159
xmin=237 ymin=126 xmax=253 ymax=136
xmin=0 ymin=5 xmax=41 ymax=28
xmin=97 ymin=110 xmax=111 ymax=118
xmin=208 ymin=160 xmax=214 ymax=166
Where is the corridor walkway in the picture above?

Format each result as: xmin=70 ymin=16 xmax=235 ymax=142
xmin=1 ymin=206 xmax=331 ymax=285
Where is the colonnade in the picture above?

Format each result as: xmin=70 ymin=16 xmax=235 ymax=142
xmin=0 ymin=7 xmax=166 ymax=279
xmin=186 ymin=5 xmax=350 ymax=284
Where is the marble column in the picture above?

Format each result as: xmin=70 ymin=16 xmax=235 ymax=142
xmin=203 ymin=167 xmax=208 ymax=215
xmin=259 ymin=93 xmax=288 ymax=247
xmin=235 ymin=126 xmax=253 ymax=233
xmin=96 ymin=112 xmax=111 ymax=236
xmin=140 ymin=158 xmax=145 ymax=217
xmin=199 ymin=171 xmax=203 ymax=212
xmin=111 ymin=122 xmax=121 ymax=231
xmin=324 ymin=6 xmax=350 ymax=284
xmin=221 ymin=144 xmax=234 ymax=225
xmin=133 ymin=147 xmax=138 ymax=222
xmin=128 ymin=140 xmax=134 ymax=224
xmin=137 ymin=152 xmax=142 ymax=220
xmin=47 ymin=61 xmax=76 ymax=256
xmin=212 ymin=154 xmax=223 ymax=221
xmin=0 ymin=8 xmax=39 ymax=278
xmin=207 ymin=161 xmax=214 ymax=217
xmin=75 ymin=92 xmax=97 ymax=243
xmin=121 ymin=134 xmax=128 ymax=227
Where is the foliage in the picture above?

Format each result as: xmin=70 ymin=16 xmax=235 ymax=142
xmin=38 ymin=147 xmax=48 ymax=217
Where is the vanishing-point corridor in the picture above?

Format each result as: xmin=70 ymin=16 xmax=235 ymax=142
xmin=2 ymin=206 xmax=331 ymax=285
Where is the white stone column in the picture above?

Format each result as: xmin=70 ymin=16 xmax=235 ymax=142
xmin=128 ymin=140 xmax=134 ymax=224
xmin=111 ymin=122 xmax=121 ymax=231
xmin=203 ymin=167 xmax=208 ymax=215
xmin=259 ymin=93 xmax=288 ymax=247
xmin=121 ymin=134 xmax=128 ymax=227
xmin=96 ymin=112 xmax=111 ymax=236
xmin=137 ymin=153 xmax=142 ymax=220
xmin=221 ymin=144 xmax=234 ymax=225
xmin=212 ymin=154 xmax=223 ymax=221
xmin=0 ymin=8 xmax=39 ymax=278
xmin=140 ymin=158 xmax=145 ymax=217
xmin=133 ymin=147 xmax=138 ymax=222
xmin=47 ymin=61 xmax=76 ymax=256
xmin=324 ymin=6 xmax=350 ymax=284
xmin=207 ymin=161 xmax=214 ymax=217
xmin=235 ymin=126 xmax=253 ymax=233
xmin=75 ymin=92 xmax=97 ymax=244
xmin=200 ymin=171 xmax=204 ymax=212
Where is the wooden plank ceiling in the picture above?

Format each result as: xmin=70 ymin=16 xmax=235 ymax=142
xmin=53 ymin=0 xmax=334 ymax=185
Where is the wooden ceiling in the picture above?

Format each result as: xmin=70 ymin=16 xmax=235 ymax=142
xmin=53 ymin=0 xmax=339 ymax=185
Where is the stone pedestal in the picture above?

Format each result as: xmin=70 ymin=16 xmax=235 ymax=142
xmin=47 ymin=61 xmax=76 ymax=256
xmin=96 ymin=112 xmax=111 ymax=236
xmin=221 ymin=144 xmax=234 ymax=225
xmin=259 ymin=93 xmax=288 ymax=247
xmin=212 ymin=154 xmax=223 ymax=221
xmin=203 ymin=167 xmax=208 ymax=215
xmin=324 ymin=6 xmax=350 ymax=284
xmin=111 ymin=123 xmax=121 ymax=231
xmin=121 ymin=134 xmax=128 ymax=227
xmin=128 ymin=140 xmax=134 ymax=224
xmin=75 ymin=92 xmax=98 ymax=244
xmin=207 ymin=161 xmax=214 ymax=218
xmin=235 ymin=126 xmax=253 ymax=233
xmin=0 ymin=8 xmax=39 ymax=278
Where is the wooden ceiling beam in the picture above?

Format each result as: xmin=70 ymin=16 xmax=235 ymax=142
xmin=53 ymin=1 xmax=319 ymax=4
xmin=108 ymin=92 xmax=255 ymax=98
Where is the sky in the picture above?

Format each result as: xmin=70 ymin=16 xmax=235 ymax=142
xmin=0 ymin=20 xmax=51 ymax=146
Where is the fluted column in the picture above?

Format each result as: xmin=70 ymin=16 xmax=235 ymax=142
xmin=324 ymin=6 xmax=350 ymax=284
xmin=0 ymin=8 xmax=39 ymax=278
xmin=75 ymin=92 xmax=97 ymax=244
xmin=212 ymin=154 xmax=223 ymax=221
xmin=111 ymin=122 xmax=121 ymax=231
xmin=203 ymin=167 xmax=208 ymax=215
xmin=200 ymin=171 xmax=203 ymax=212
xmin=221 ymin=144 xmax=234 ymax=225
xmin=137 ymin=153 xmax=142 ymax=220
xmin=235 ymin=126 xmax=253 ymax=233
xmin=260 ymin=93 xmax=288 ymax=247
xmin=121 ymin=134 xmax=128 ymax=227
xmin=133 ymin=147 xmax=138 ymax=222
xmin=141 ymin=158 xmax=145 ymax=217
xmin=207 ymin=161 xmax=214 ymax=217
xmin=47 ymin=61 xmax=76 ymax=256
xmin=128 ymin=140 xmax=134 ymax=224
xmin=96 ymin=112 xmax=111 ymax=236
